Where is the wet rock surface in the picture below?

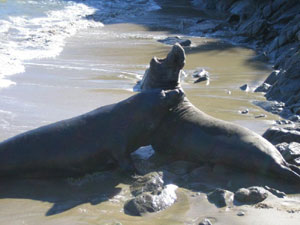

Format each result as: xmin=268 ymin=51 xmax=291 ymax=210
xmin=192 ymin=69 xmax=210 ymax=84
xmin=234 ymin=186 xmax=268 ymax=204
xmin=124 ymin=172 xmax=178 ymax=216
xmin=207 ymin=189 xmax=234 ymax=208
xmin=199 ymin=218 xmax=213 ymax=225
xmin=276 ymin=142 xmax=300 ymax=166
xmin=190 ymin=0 xmax=300 ymax=119
xmin=263 ymin=126 xmax=300 ymax=145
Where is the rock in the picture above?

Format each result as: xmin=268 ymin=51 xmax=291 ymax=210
xmin=237 ymin=211 xmax=245 ymax=216
xmin=124 ymin=184 xmax=178 ymax=216
xmin=125 ymin=172 xmax=178 ymax=216
xmin=264 ymin=70 xmax=280 ymax=85
xmin=240 ymin=84 xmax=249 ymax=92
xmin=254 ymin=83 xmax=271 ymax=92
xmin=207 ymin=189 xmax=234 ymax=207
xmin=288 ymin=115 xmax=300 ymax=122
xmin=228 ymin=14 xmax=240 ymax=24
xmin=158 ymin=36 xmax=192 ymax=47
xmin=253 ymin=100 xmax=284 ymax=114
xmin=193 ymin=69 xmax=210 ymax=84
xmin=276 ymin=142 xmax=300 ymax=165
xmin=130 ymin=172 xmax=164 ymax=196
xmin=255 ymin=114 xmax=266 ymax=119
xmin=234 ymin=186 xmax=268 ymax=204
xmin=199 ymin=218 xmax=213 ymax=225
xmin=263 ymin=127 xmax=300 ymax=145
xmin=239 ymin=109 xmax=249 ymax=114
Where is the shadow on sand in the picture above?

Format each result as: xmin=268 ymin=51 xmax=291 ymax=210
xmin=0 ymin=169 xmax=132 ymax=216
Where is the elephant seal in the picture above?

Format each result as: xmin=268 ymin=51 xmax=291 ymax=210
xmin=0 ymin=89 xmax=184 ymax=178
xmin=140 ymin=44 xmax=300 ymax=184
xmin=137 ymin=43 xmax=185 ymax=90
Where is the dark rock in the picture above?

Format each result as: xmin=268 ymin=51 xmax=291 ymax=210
xmin=264 ymin=70 xmax=280 ymax=85
xmin=130 ymin=172 xmax=164 ymax=196
xmin=255 ymin=114 xmax=266 ymax=119
xmin=288 ymin=115 xmax=300 ymax=122
xmin=263 ymin=127 xmax=300 ymax=145
xmin=240 ymin=109 xmax=249 ymax=114
xmin=124 ymin=184 xmax=177 ymax=216
xmin=193 ymin=69 xmax=210 ymax=84
xmin=240 ymin=84 xmax=249 ymax=92
xmin=276 ymin=142 xmax=300 ymax=165
xmin=158 ymin=36 xmax=192 ymax=47
xmin=228 ymin=14 xmax=240 ymax=24
xmin=254 ymin=83 xmax=271 ymax=92
xmin=207 ymin=189 xmax=234 ymax=208
xmin=199 ymin=218 xmax=213 ymax=225
xmin=253 ymin=100 xmax=284 ymax=114
xmin=234 ymin=186 xmax=268 ymax=204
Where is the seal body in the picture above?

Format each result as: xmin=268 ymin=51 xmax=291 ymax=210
xmin=138 ymin=44 xmax=300 ymax=184
xmin=151 ymin=98 xmax=300 ymax=184
xmin=0 ymin=89 xmax=183 ymax=178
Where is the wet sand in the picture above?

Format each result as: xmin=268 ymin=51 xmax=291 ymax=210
xmin=1 ymin=6 xmax=298 ymax=225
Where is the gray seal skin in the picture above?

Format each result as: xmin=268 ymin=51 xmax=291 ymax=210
xmin=141 ymin=44 xmax=300 ymax=184
xmin=0 ymin=89 xmax=183 ymax=178
xmin=139 ymin=43 xmax=185 ymax=90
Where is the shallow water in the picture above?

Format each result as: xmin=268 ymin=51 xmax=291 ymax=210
xmin=0 ymin=1 xmax=291 ymax=224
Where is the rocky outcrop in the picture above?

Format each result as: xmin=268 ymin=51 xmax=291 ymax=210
xmin=191 ymin=0 xmax=300 ymax=118
xmin=234 ymin=186 xmax=268 ymax=204
xmin=124 ymin=172 xmax=178 ymax=216
xmin=207 ymin=189 xmax=234 ymax=208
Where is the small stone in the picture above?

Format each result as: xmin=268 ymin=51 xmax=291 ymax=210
xmin=255 ymin=114 xmax=266 ymax=118
xmin=254 ymin=83 xmax=271 ymax=92
xmin=240 ymin=109 xmax=249 ymax=114
xmin=240 ymin=84 xmax=249 ymax=92
xmin=193 ymin=69 xmax=210 ymax=84
xmin=237 ymin=211 xmax=245 ymax=216
xmin=199 ymin=218 xmax=212 ymax=225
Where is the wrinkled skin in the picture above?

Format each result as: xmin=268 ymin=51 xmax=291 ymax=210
xmin=140 ymin=44 xmax=300 ymax=185
xmin=0 ymin=89 xmax=184 ymax=178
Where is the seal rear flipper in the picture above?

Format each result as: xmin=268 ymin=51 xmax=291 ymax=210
xmin=288 ymin=163 xmax=300 ymax=176
xmin=273 ymin=164 xmax=300 ymax=185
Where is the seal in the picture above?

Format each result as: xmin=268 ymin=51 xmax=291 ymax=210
xmin=140 ymin=44 xmax=300 ymax=184
xmin=0 ymin=89 xmax=184 ymax=178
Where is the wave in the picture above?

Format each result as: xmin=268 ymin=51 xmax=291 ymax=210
xmin=0 ymin=0 xmax=103 ymax=88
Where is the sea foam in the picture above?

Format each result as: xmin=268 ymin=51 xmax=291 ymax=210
xmin=0 ymin=0 xmax=103 ymax=88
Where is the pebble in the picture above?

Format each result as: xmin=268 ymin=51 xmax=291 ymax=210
xmin=240 ymin=84 xmax=250 ymax=92
xmin=199 ymin=218 xmax=212 ymax=225
xmin=240 ymin=109 xmax=249 ymax=114
xmin=255 ymin=114 xmax=267 ymax=118
xmin=237 ymin=211 xmax=245 ymax=216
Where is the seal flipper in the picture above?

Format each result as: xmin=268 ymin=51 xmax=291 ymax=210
xmin=272 ymin=163 xmax=300 ymax=185
xmin=288 ymin=163 xmax=300 ymax=176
